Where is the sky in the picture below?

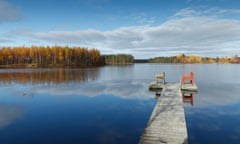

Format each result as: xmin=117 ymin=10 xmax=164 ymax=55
xmin=0 ymin=0 xmax=240 ymax=58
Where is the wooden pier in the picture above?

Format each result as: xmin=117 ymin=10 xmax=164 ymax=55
xmin=140 ymin=83 xmax=188 ymax=144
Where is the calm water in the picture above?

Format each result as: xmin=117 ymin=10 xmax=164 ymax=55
xmin=0 ymin=64 xmax=240 ymax=144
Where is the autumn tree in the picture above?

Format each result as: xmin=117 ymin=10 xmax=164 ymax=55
xmin=104 ymin=54 xmax=134 ymax=64
xmin=0 ymin=46 xmax=105 ymax=67
xmin=230 ymin=55 xmax=239 ymax=63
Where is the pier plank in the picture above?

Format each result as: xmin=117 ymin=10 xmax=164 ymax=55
xmin=140 ymin=83 xmax=188 ymax=144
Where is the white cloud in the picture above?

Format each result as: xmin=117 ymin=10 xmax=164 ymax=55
xmin=9 ymin=7 xmax=240 ymax=58
xmin=130 ymin=13 xmax=156 ymax=25
xmin=174 ymin=7 xmax=240 ymax=18
xmin=174 ymin=8 xmax=198 ymax=17
xmin=0 ymin=38 xmax=13 ymax=43
xmin=30 ymin=30 xmax=106 ymax=44
xmin=0 ymin=0 xmax=22 ymax=23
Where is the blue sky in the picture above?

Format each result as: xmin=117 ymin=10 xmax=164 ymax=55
xmin=0 ymin=0 xmax=240 ymax=58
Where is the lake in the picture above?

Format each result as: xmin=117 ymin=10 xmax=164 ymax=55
xmin=0 ymin=64 xmax=240 ymax=144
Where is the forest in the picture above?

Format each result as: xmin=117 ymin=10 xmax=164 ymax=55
xmin=104 ymin=54 xmax=134 ymax=64
xmin=0 ymin=46 xmax=135 ymax=68
xmin=0 ymin=46 xmax=105 ymax=67
xmin=149 ymin=54 xmax=240 ymax=64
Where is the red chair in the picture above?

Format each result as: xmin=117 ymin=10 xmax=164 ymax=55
xmin=181 ymin=72 xmax=194 ymax=85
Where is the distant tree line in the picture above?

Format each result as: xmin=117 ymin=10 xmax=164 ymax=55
xmin=1 ymin=46 xmax=239 ymax=67
xmin=104 ymin=54 xmax=134 ymax=64
xmin=0 ymin=46 xmax=105 ymax=67
xmin=149 ymin=54 xmax=240 ymax=64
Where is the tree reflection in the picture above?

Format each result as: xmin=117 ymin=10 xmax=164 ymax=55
xmin=0 ymin=68 xmax=100 ymax=85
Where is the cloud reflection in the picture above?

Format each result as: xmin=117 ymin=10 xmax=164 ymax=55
xmin=194 ymin=83 xmax=240 ymax=107
xmin=35 ymin=80 xmax=153 ymax=100
xmin=5 ymin=78 xmax=240 ymax=107
xmin=0 ymin=104 xmax=24 ymax=128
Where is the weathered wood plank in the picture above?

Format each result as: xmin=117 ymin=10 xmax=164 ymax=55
xmin=140 ymin=83 xmax=188 ymax=144
xmin=181 ymin=83 xmax=198 ymax=92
